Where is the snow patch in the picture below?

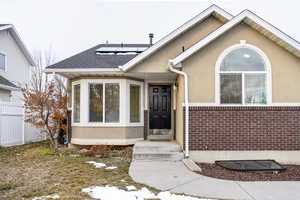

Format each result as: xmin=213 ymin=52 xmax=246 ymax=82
xmin=82 ymin=186 xmax=209 ymax=200
xmin=32 ymin=194 xmax=60 ymax=200
xmin=105 ymin=166 xmax=118 ymax=170
xmin=86 ymin=161 xmax=106 ymax=168
xmin=126 ymin=185 xmax=137 ymax=191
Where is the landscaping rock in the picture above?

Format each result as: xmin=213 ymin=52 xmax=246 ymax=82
xmin=79 ymin=149 xmax=93 ymax=156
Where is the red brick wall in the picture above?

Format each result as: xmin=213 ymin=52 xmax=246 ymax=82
xmin=144 ymin=110 xmax=148 ymax=140
xmin=188 ymin=106 xmax=300 ymax=151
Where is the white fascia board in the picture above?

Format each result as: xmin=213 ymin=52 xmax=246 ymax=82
xmin=170 ymin=10 xmax=300 ymax=66
xmin=44 ymin=68 xmax=121 ymax=73
xmin=120 ymin=5 xmax=233 ymax=72
xmin=0 ymin=25 xmax=35 ymax=66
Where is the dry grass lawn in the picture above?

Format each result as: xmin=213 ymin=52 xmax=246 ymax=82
xmin=0 ymin=141 xmax=157 ymax=200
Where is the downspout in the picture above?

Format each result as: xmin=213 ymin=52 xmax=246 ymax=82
xmin=168 ymin=63 xmax=189 ymax=158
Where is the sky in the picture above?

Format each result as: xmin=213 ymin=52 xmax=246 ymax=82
xmin=0 ymin=0 xmax=299 ymax=63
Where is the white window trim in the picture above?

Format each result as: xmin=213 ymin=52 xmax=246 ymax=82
xmin=86 ymin=79 xmax=122 ymax=126
xmin=72 ymin=80 xmax=81 ymax=125
xmin=215 ymin=42 xmax=272 ymax=106
xmin=0 ymin=52 xmax=7 ymax=72
xmin=128 ymin=80 xmax=144 ymax=125
xmin=72 ymin=79 xmax=144 ymax=127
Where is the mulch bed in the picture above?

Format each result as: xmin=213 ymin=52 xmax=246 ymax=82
xmin=197 ymin=163 xmax=300 ymax=181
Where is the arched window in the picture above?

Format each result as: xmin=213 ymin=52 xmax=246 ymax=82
xmin=216 ymin=43 xmax=271 ymax=105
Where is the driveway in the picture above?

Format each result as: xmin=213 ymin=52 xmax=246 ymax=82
xmin=129 ymin=160 xmax=300 ymax=200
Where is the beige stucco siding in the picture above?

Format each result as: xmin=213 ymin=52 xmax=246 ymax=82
xmin=72 ymin=127 xmax=144 ymax=139
xmin=130 ymin=16 xmax=224 ymax=73
xmin=183 ymin=23 xmax=300 ymax=103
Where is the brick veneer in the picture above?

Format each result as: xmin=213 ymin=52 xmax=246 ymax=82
xmin=67 ymin=110 xmax=72 ymax=144
xmin=144 ymin=110 xmax=148 ymax=140
xmin=188 ymin=106 xmax=300 ymax=151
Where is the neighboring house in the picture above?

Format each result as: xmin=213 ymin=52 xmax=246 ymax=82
xmin=46 ymin=5 xmax=300 ymax=164
xmin=0 ymin=24 xmax=35 ymax=102
xmin=0 ymin=24 xmax=43 ymax=146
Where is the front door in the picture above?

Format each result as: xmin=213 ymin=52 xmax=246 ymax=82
xmin=149 ymin=85 xmax=171 ymax=130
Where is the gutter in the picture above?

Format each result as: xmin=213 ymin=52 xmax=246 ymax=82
xmin=168 ymin=62 xmax=189 ymax=158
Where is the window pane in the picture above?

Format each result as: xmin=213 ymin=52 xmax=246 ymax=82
xmin=130 ymin=85 xmax=140 ymax=123
xmin=0 ymin=54 xmax=5 ymax=70
xmin=89 ymin=84 xmax=103 ymax=122
xmin=221 ymin=74 xmax=242 ymax=104
xmin=105 ymin=83 xmax=119 ymax=122
xmin=221 ymin=48 xmax=265 ymax=71
xmin=245 ymin=74 xmax=267 ymax=104
xmin=73 ymin=84 xmax=80 ymax=123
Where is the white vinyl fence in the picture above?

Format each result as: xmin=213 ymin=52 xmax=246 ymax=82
xmin=0 ymin=102 xmax=44 ymax=147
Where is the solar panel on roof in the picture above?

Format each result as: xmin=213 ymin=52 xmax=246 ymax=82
xmin=96 ymin=47 xmax=148 ymax=53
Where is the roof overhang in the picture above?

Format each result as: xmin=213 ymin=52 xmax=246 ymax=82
xmin=170 ymin=10 xmax=300 ymax=66
xmin=0 ymin=84 xmax=18 ymax=91
xmin=44 ymin=68 xmax=123 ymax=79
xmin=0 ymin=25 xmax=35 ymax=66
xmin=119 ymin=5 xmax=233 ymax=72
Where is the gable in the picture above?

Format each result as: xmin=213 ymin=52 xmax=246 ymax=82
xmin=128 ymin=16 xmax=225 ymax=73
xmin=0 ymin=25 xmax=34 ymax=66
xmin=171 ymin=10 xmax=300 ymax=66
xmin=122 ymin=5 xmax=233 ymax=72
xmin=182 ymin=23 xmax=300 ymax=103
xmin=0 ymin=30 xmax=32 ymax=84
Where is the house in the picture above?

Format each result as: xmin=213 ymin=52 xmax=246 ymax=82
xmin=0 ymin=24 xmax=42 ymax=146
xmin=0 ymin=24 xmax=35 ymax=102
xmin=46 ymin=5 xmax=300 ymax=164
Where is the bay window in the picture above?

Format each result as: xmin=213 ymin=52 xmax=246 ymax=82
xmin=73 ymin=84 xmax=80 ymax=123
xmin=73 ymin=79 xmax=143 ymax=126
xmin=105 ymin=83 xmax=120 ymax=123
xmin=89 ymin=84 xmax=103 ymax=122
xmin=218 ymin=45 xmax=270 ymax=105
xmin=88 ymin=83 xmax=119 ymax=123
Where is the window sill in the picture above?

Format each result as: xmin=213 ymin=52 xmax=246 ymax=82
xmin=72 ymin=122 xmax=144 ymax=127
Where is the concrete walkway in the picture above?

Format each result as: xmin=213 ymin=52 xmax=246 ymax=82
xmin=129 ymin=160 xmax=300 ymax=200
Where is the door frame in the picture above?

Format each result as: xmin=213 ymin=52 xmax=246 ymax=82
xmin=146 ymin=81 xmax=175 ymax=138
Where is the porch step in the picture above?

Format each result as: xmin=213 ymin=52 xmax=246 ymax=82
xmin=148 ymin=134 xmax=173 ymax=141
xmin=134 ymin=141 xmax=180 ymax=152
xmin=133 ymin=141 xmax=184 ymax=161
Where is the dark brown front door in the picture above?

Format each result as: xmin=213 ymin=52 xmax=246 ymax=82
xmin=149 ymin=85 xmax=171 ymax=130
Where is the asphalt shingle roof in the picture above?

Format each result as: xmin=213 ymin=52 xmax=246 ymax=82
xmin=47 ymin=44 xmax=149 ymax=69
xmin=0 ymin=75 xmax=17 ymax=88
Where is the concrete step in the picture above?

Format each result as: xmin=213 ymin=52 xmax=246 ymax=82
xmin=134 ymin=142 xmax=181 ymax=152
xmin=133 ymin=141 xmax=184 ymax=161
xmin=148 ymin=134 xmax=173 ymax=141
xmin=133 ymin=151 xmax=184 ymax=161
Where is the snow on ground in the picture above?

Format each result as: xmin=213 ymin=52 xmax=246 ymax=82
xmin=32 ymin=194 xmax=60 ymax=200
xmin=126 ymin=185 xmax=137 ymax=191
xmin=86 ymin=161 xmax=106 ymax=168
xmin=82 ymin=186 xmax=210 ymax=200
xmin=105 ymin=166 xmax=118 ymax=170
